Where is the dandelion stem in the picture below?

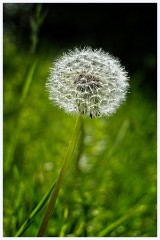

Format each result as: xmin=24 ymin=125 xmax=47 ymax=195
xmin=37 ymin=115 xmax=82 ymax=237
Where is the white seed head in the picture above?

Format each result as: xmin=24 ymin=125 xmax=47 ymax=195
xmin=46 ymin=47 xmax=129 ymax=117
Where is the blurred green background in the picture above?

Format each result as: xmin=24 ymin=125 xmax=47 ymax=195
xmin=3 ymin=3 xmax=157 ymax=237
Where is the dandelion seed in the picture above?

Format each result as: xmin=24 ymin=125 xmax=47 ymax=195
xmin=46 ymin=47 xmax=129 ymax=117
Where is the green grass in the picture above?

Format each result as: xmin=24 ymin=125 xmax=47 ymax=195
xmin=3 ymin=34 xmax=157 ymax=237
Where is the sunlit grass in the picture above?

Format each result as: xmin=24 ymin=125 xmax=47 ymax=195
xmin=3 ymin=34 xmax=156 ymax=237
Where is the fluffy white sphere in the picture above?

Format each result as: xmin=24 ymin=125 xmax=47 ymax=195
xmin=46 ymin=47 xmax=129 ymax=117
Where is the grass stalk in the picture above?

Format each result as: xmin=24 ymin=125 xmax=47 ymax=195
xmin=15 ymin=181 xmax=55 ymax=237
xmin=37 ymin=115 xmax=82 ymax=236
xmin=5 ymin=59 xmax=38 ymax=173
xmin=98 ymin=197 xmax=147 ymax=237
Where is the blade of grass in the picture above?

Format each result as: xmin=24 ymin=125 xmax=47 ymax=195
xmin=37 ymin=115 xmax=82 ymax=237
xmin=5 ymin=3 xmax=45 ymax=172
xmin=5 ymin=59 xmax=38 ymax=173
xmin=20 ymin=59 xmax=38 ymax=106
xmin=15 ymin=180 xmax=55 ymax=237
xmin=30 ymin=4 xmax=47 ymax=53
xmin=97 ymin=197 xmax=147 ymax=237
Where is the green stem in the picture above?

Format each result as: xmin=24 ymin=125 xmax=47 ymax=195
xmin=15 ymin=181 xmax=55 ymax=237
xmin=97 ymin=197 xmax=147 ymax=237
xmin=37 ymin=115 xmax=82 ymax=237
xmin=20 ymin=60 xmax=37 ymax=106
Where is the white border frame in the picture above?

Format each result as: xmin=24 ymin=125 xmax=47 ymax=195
xmin=1 ymin=1 xmax=158 ymax=239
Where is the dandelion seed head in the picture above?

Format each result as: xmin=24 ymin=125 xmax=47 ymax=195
xmin=46 ymin=47 xmax=129 ymax=117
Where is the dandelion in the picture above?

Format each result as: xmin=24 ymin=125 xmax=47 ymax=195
xmin=37 ymin=47 xmax=129 ymax=237
xmin=46 ymin=47 xmax=129 ymax=117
